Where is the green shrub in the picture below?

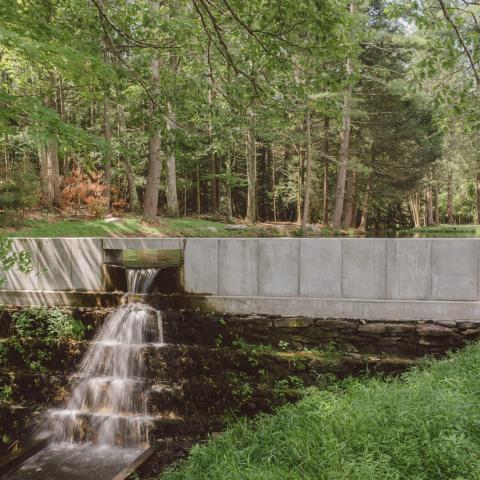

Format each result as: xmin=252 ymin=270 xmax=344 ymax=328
xmin=0 ymin=384 xmax=13 ymax=405
xmin=0 ymin=237 xmax=32 ymax=288
xmin=0 ymin=160 xmax=39 ymax=226
xmin=10 ymin=307 xmax=84 ymax=371
xmin=12 ymin=307 xmax=84 ymax=342
xmin=0 ymin=343 xmax=8 ymax=367
xmin=161 ymin=342 xmax=480 ymax=480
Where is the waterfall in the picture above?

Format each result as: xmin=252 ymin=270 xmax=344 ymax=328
xmin=50 ymin=267 xmax=162 ymax=448
xmin=5 ymin=268 xmax=163 ymax=479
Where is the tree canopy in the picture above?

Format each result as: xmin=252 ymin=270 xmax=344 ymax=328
xmin=0 ymin=0 xmax=478 ymax=230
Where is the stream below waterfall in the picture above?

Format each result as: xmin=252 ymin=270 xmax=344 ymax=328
xmin=5 ymin=268 xmax=162 ymax=480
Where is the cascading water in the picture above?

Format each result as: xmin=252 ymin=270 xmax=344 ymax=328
xmin=6 ymin=268 xmax=162 ymax=480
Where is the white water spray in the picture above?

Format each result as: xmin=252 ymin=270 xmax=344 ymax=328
xmin=47 ymin=268 xmax=162 ymax=448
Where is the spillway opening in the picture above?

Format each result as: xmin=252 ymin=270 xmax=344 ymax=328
xmin=3 ymin=267 xmax=165 ymax=479
xmin=104 ymin=248 xmax=183 ymax=294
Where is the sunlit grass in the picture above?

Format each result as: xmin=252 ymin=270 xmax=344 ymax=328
xmin=161 ymin=343 xmax=480 ymax=480
xmin=2 ymin=215 xmax=283 ymax=238
xmin=414 ymin=224 xmax=480 ymax=233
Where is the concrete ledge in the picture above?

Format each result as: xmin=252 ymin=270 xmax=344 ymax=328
xmin=202 ymin=296 xmax=480 ymax=322
xmin=3 ymin=288 xmax=480 ymax=322
xmin=0 ymin=290 xmax=122 ymax=308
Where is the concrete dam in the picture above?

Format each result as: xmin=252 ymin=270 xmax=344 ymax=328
xmin=3 ymin=237 xmax=480 ymax=322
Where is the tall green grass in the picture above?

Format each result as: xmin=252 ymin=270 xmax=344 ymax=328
xmin=162 ymin=344 xmax=480 ymax=480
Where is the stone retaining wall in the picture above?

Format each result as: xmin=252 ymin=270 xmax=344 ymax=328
xmin=160 ymin=310 xmax=480 ymax=356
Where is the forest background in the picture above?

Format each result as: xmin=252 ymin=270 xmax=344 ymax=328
xmin=1 ymin=0 xmax=479 ymax=234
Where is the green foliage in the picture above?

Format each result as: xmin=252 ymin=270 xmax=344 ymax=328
xmin=0 ymin=237 xmax=32 ymax=287
xmin=0 ymin=384 xmax=12 ymax=405
xmin=226 ymin=372 xmax=254 ymax=406
xmin=0 ymin=343 xmax=8 ymax=367
xmin=0 ymin=160 xmax=39 ymax=225
xmin=12 ymin=307 xmax=84 ymax=342
xmin=0 ymin=0 xmax=476 ymax=232
xmin=10 ymin=307 xmax=84 ymax=372
xmin=273 ymin=375 xmax=305 ymax=402
xmin=162 ymin=342 xmax=480 ymax=480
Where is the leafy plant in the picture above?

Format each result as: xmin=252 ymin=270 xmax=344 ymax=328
xmin=0 ymin=237 xmax=32 ymax=287
xmin=0 ymin=385 xmax=12 ymax=405
xmin=0 ymin=343 xmax=8 ymax=367
xmin=226 ymin=372 xmax=253 ymax=406
xmin=10 ymin=307 xmax=84 ymax=372
xmin=0 ymin=160 xmax=39 ymax=226
xmin=12 ymin=307 xmax=84 ymax=341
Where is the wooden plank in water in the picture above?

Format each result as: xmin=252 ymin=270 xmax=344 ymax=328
xmin=111 ymin=445 xmax=158 ymax=480
xmin=0 ymin=438 xmax=49 ymax=476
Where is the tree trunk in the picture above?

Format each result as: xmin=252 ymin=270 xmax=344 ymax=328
xmin=301 ymin=110 xmax=312 ymax=230
xmin=166 ymin=100 xmax=179 ymax=217
xmin=332 ymin=4 xmax=354 ymax=229
xmin=342 ymin=170 xmax=355 ymax=229
xmin=476 ymin=171 xmax=480 ymax=224
xmin=117 ymin=104 xmax=139 ymax=212
xmin=196 ymin=165 xmax=201 ymax=214
xmin=39 ymin=90 xmax=61 ymax=209
xmin=447 ymin=171 xmax=454 ymax=224
xmin=349 ymin=171 xmax=357 ymax=227
xmin=322 ymin=117 xmax=330 ymax=225
xmin=332 ymin=76 xmax=353 ymax=229
xmin=246 ymin=112 xmax=257 ymax=222
xmin=296 ymin=143 xmax=303 ymax=224
xmin=38 ymin=139 xmax=60 ymax=209
xmin=358 ymin=183 xmax=370 ymax=232
xmin=409 ymin=193 xmax=421 ymax=228
xmin=102 ymin=48 xmax=112 ymax=212
xmin=144 ymin=41 xmax=162 ymax=220
xmin=207 ymin=44 xmax=218 ymax=213
xmin=272 ymin=145 xmax=277 ymax=223
xmin=226 ymin=151 xmax=233 ymax=220
xmin=426 ymin=185 xmax=434 ymax=226
xmin=434 ymin=183 xmax=440 ymax=225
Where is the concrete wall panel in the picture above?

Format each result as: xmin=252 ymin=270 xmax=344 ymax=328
xmin=183 ymin=238 xmax=218 ymax=294
xmin=37 ymin=239 xmax=73 ymax=291
xmin=218 ymin=239 xmax=258 ymax=296
xmin=342 ymin=239 xmax=386 ymax=299
xmin=300 ymin=239 xmax=341 ymax=297
xmin=71 ymin=238 xmax=104 ymax=291
xmin=386 ymin=239 xmax=431 ymax=300
xmin=258 ymin=239 xmax=300 ymax=296
xmin=431 ymin=239 xmax=479 ymax=300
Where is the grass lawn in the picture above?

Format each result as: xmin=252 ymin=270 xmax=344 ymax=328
xmin=413 ymin=224 xmax=480 ymax=234
xmin=160 ymin=343 xmax=480 ymax=480
xmin=1 ymin=213 xmax=343 ymax=238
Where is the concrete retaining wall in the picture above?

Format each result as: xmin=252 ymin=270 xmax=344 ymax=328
xmin=3 ymin=237 xmax=480 ymax=321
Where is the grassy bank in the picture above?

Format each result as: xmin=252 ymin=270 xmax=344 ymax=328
xmin=1 ymin=214 xmax=343 ymax=238
xmin=3 ymin=216 xmax=270 ymax=238
xmin=161 ymin=343 xmax=480 ymax=480
xmin=413 ymin=224 xmax=480 ymax=234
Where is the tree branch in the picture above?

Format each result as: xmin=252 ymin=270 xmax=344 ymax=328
xmin=438 ymin=0 xmax=480 ymax=85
